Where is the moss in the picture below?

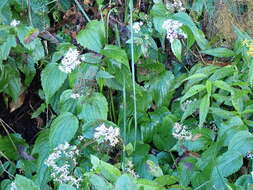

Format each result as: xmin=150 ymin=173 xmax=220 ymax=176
xmin=205 ymin=0 xmax=253 ymax=47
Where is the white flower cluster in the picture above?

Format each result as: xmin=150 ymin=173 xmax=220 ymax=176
xmin=45 ymin=142 xmax=82 ymax=187
xmin=181 ymin=99 xmax=197 ymax=111
xmin=133 ymin=22 xmax=143 ymax=33
xmin=59 ymin=48 xmax=81 ymax=73
xmin=10 ymin=19 xmax=20 ymax=27
xmin=246 ymin=152 xmax=253 ymax=159
xmin=172 ymin=122 xmax=192 ymax=140
xmin=125 ymin=161 xmax=139 ymax=178
xmin=171 ymin=0 xmax=185 ymax=11
xmin=94 ymin=123 xmax=120 ymax=147
xmin=70 ymin=92 xmax=81 ymax=99
xmin=10 ymin=182 xmax=17 ymax=190
xmin=162 ymin=19 xmax=187 ymax=43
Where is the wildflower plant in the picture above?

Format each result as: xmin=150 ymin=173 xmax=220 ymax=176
xmin=45 ymin=142 xmax=82 ymax=187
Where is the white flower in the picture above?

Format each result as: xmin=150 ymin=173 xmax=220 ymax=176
xmin=94 ymin=123 xmax=120 ymax=147
xmin=59 ymin=48 xmax=81 ymax=73
xmin=162 ymin=19 xmax=187 ymax=43
xmin=45 ymin=142 xmax=81 ymax=187
xmin=10 ymin=182 xmax=17 ymax=190
xmin=246 ymin=152 xmax=253 ymax=159
xmin=125 ymin=161 xmax=139 ymax=178
xmin=70 ymin=92 xmax=81 ymax=99
xmin=166 ymin=0 xmax=185 ymax=12
xmin=172 ymin=0 xmax=185 ymax=11
xmin=132 ymin=22 xmax=143 ymax=33
xmin=10 ymin=19 xmax=20 ymax=27
xmin=172 ymin=122 xmax=192 ymax=141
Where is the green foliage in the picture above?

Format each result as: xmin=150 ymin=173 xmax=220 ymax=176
xmin=1 ymin=1 xmax=253 ymax=190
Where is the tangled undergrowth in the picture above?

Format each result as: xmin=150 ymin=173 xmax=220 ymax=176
xmin=1 ymin=0 xmax=253 ymax=190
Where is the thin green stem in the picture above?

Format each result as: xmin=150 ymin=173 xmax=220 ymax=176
xmin=122 ymin=76 xmax=127 ymax=171
xmin=74 ymin=0 xmax=91 ymax=23
xmin=129 ymin=0 xmax=137 ymax=149
xmin=27 ymin=0 xmax=33 ymax=26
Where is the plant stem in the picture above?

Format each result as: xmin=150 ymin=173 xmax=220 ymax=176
xmin=74 ymin=0 xmax=91 ymax=23
xmin=129 ymin=0 xmax=138 ymax=149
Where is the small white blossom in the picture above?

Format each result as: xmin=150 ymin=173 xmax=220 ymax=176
xmin=78 ymin=135 xmax=84 ymax=141
xmin=70 ymin=92 xmax=81 ymax=99
xmin=59 ymin=48 xmax=81 ymax=73
xmin=125 ymin=161 xmax=139 ymax=178
xmin=172 ymin=122 xmax=192 ymax=140
xmin=132 ymin=22 xmax=143 ymax=33
xmin=246 ymin=152 xmax=253 ymax=159
xmin=10 ymin=182 xmax=17 ymax=190
xmin=94 ymin=123 xmax=120 ymax=147
xmin=172 ymin=0 xmax=185 ymax=11
xmin=45 ymin=142 xmax=81 ymax=187
xmin=162 ymin=19 xmax=187 ymax=43
xmin=10 ymin=19 xmax=20 ymax=27
xmin=166 ymin=0 xmax=185 ymax=12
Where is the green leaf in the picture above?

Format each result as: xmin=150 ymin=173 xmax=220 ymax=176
xmin=180 ymin=84 xmax=206 ymax=103
xmin=201 ymin=48 xmax=235 ymax=58
xmin=77 ymin=20 xmax=105 ymax=53
xmin=228 ymin=131 xmax=253 ymax=155
xmin=41 ymin=63 xmax=67 ymax=104
xmin=14 ymin=175 xmax=40 ymax=190
xmin=100 ymin=45 xmax=129 ymax=68
xmin=115 ymin=175 xmax=138 ymax=190
xmin=77 ymin=93 xmax=108 ymax=122
xmin=0 ymin=34 xmax=16 ymax=61
xmin=212 ymin=150 xmax=243 ymax=177
xmin=199 ymin=95 xmax=210 ymax=127
xmin=49 ymin=112 xmax=79 ymax=148
xmin=58 ymin=184 xmax=76 ymax=190
xmin=213 ymin=80 xmax=234 ymax=93
xmin=182 ymin=73 xmax=207 ymax=82
xmin=147 ymin=71 xmax=175 ymax=107
xmin=173 ymin=12 xmax=209 ymax=50
xmin=89 ymin=174 xmax=112 ymax=190
xmin=90 ymin=155 xmax=121 ymax=182
xmin=171 ymin=39 xmax=182 ymax=62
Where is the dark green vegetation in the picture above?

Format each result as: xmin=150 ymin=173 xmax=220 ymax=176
xmin=0 ymin=0 xmax=253 ymax=190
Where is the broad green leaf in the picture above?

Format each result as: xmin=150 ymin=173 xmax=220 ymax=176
xmin=206 ymin=80 xmax=212 ymax=97
xmin=41 ymin=63 xmax=67 ymax=103
xmin=212 ymin=150 xmax=243 ymax=177
xmin=182 ymin=73 xmax=207 ymax=82
xmin=171 ymin=39 xmax=182 ymax=62
xmin=115 ymin=175 xmax=138 ymax=190
xmin=199 ymin=95 xmax=210 ymax=127
xmin=77 ymin=20 xmax=105 ymax=53
xmin=147 ymin=71 xmax=175 ymax=107
xmin=49 ymin=112 xmax=79 ymax=148
xmin=14 ymin=175 xmax=40 ymax=190
xmin=0 ymin=34 xmax=16 ymax=61
xmin=228 ymin=131 xmax=253 ymax=155
xmin=89 ymin=174 xmax=112 ymax=190
xmin=100 ymin=45 xmax=129 ymax=68
xmin=213 ymin=80 xmax=234 ymax=93
xmin=77 ymin=93 xmax=108 ymax=122
xmin=58 ymin=184 xmax=76 ymax=190
xmin=91 ymin=155 xmax=121 ymax=182
xmin=173 ymin=12 xmax=209 ymax=50
xmin=201 ymin=48 xmax=235 ymax=58
xmin=209 ymin=66 xmax=235 ymax=81
xmin=180 ymin=84 xmax=206 ymax=103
